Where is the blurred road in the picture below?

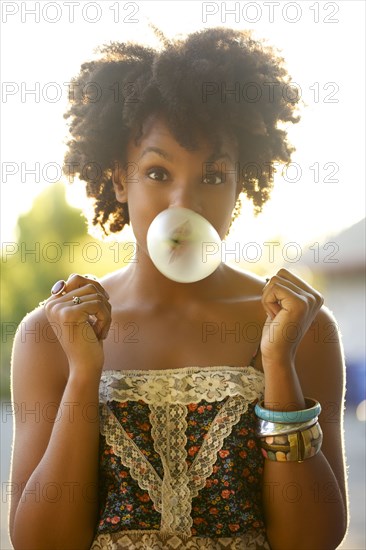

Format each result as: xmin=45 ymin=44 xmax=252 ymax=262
xmin=1 ymin=402 xmax=365 ymax=549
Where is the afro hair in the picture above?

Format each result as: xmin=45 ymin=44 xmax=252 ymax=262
xmin=63 ymin=26 xmax=300 ymax=236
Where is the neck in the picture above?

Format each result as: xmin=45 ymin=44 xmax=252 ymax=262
xmin=118 ymin=250 xmax=226 ymax=307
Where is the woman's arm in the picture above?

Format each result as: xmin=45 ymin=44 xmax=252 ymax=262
xmin=260 ymin=270 xmax=348 ymax=550
xmin=10 ymin=275 xmax=111 ymax=550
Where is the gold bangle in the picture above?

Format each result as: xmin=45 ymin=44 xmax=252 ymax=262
xmin=259 ymin=422 xmax=323 ymax=462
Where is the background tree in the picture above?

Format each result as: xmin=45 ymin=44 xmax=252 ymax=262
xmin=1 ymin=182 xmax=131 ymax=397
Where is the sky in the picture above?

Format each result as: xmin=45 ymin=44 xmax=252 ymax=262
xmin=1 ymin=0 xmax=365 ymax=252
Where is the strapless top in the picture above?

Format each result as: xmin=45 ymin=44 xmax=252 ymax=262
xmin=90 ymin=366 xmax=270 ymax=550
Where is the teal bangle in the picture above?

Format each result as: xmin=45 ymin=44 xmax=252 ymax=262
xmin=255 ymin=398 xmax=321 ymax=423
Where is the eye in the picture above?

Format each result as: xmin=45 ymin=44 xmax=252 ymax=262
xmin=202 ymin=173 xmax=224 ymax=185
xmin=146 ymin=167 xmax=169 ymax=181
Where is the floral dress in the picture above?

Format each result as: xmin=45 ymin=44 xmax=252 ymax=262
xmin=90 ymin=365 xmax=270 ymax=549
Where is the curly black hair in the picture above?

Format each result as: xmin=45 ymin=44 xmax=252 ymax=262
xmin=63 ymin=26 xmax=300 ymax=236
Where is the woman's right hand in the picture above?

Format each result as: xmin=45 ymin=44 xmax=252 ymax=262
xmin=43 ymin=274 xmax=112 ymax=376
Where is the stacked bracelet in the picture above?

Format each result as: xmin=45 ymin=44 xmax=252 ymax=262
xmin=255 ymin=398 xmax=321 ymax=423
xmin=255 ymin=398 xmax=323 ymax=462
xmin=260 ymin=422 xmax=323 ymax=462
xmin=257 ymin=416 xmax=318 ymax=438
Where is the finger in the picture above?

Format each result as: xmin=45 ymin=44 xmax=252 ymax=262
xmin=50 ymin=297 xmax=111 ymax=340
xmin=84 ymin=273 xmax=99 ymax=281
xmin=66 ymin=291 xmax=112 ymax=318
xmin=64 ymin=289 xmax=112 ymax=339
xmin=262 ymin=283 xmax=286 ymax=320
xmin=66 ymin=273 xmax=110 ymax=300
xmin=45 ymin=282 xmax=109 ymax=311
xmin=45 ymin=275 xmax=110 ymax=309
xmin=263 ymin=276 xmax=308 ymax=303
xmin=45 ymin=283 xmax=112 ymax=339
xmin=65 ymin=283 xmax=109 ymax=301
xmin=263 ymin=272 xmax=323 ymax=310
xmin=262 ymin=281 xmax=315 ymax=321
xmin=268 ymin=268 xmax=324 ymax=304
xmin=71 ymin=299 xmax=111 ymax=339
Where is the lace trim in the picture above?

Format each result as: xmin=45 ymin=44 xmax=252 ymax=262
xmin=90 ymin=530 xmax=271 ymax=549
xmin=99 ymin=366 xmax=264 ymax=405
xmin=100 ymin=394 xmax=254 ymax=538
xmin=188 ymin=395 xmax=248 ymax=498
xmin=100 ymin=405 xmax=163 ymax=511
xmin=150 ymin=404 xmax=191 ymax=536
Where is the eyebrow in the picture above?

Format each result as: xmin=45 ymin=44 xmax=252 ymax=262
xmin=137 ymin=147 xmax=174 ymax=162
xmin=137 ymin=147 xmax=233 ymax=163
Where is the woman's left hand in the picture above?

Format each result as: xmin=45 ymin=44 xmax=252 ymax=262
xmin=260 ymin=268 xmax=324 ymax=370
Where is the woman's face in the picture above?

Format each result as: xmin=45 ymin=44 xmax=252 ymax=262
xmin=114 ymin=114 xmax=241 ymax=255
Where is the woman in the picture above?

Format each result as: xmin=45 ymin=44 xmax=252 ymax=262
xmin=9 ymin=27 xmax=348 ymax=549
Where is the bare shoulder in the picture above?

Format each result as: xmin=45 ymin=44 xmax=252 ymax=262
xmin=99 ymin=266 xmax=128 ymax=284
xmin=220 ymin=264 xmax=268 ymax=300
xmin=12 ymin=304 xmax=69 ymax=386
xmin=11 ymin=304 xmax=70 ymax=429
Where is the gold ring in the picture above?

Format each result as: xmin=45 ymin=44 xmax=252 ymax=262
xmin=72 ymin=296 xmax=81 ymax=305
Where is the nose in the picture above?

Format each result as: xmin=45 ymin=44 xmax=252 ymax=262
xmin=169 ymin=181 xmax=203 ymax=214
